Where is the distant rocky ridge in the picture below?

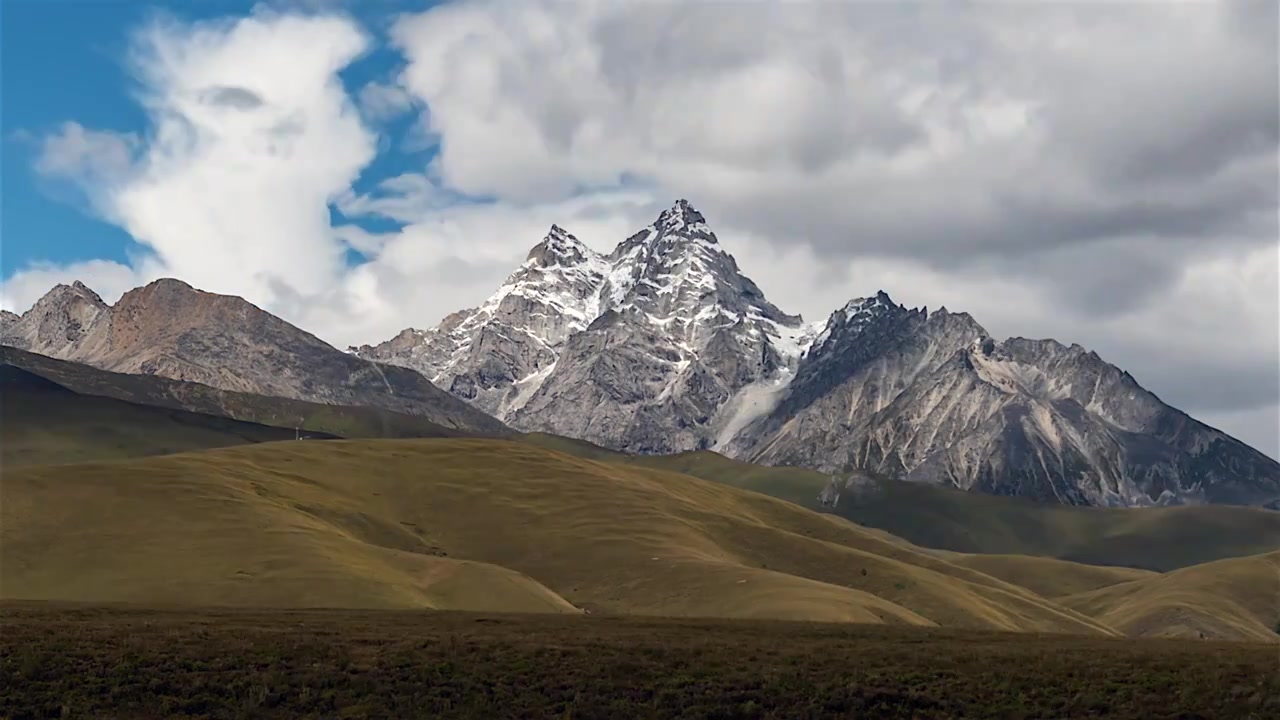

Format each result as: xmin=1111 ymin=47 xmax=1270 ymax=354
xmin=1 ymin=279 xmax=505 ymax=434
xmin=354 ymin=200 xmax=1280 ymax=507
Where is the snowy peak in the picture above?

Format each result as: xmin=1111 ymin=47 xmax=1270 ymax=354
xmin=526 ymin=224 xmax=600 ymax=268
xmin=809 ymin=290 xmax=919 ymax=355
xmin=603 ymin=200 xmax=799 ymax=337
xmin=655 ymin=198 xmax=714 ymax=241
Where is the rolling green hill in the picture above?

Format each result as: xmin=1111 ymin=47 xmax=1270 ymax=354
xmin=8 ymin=350 xmax=1277 ymax=598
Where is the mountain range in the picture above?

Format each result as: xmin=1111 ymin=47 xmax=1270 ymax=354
xmin=5 ymin=200 xmax=1277 ymax=507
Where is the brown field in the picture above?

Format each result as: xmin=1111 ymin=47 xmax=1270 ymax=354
xmin=2 ymin=604 xmax=1276 ymax=720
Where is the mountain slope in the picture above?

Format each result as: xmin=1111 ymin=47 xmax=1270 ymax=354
xmin=2 ymin=279 xmax=506 ymax=434
xmin=522 ymin=435 xmax=1280 ymax=572
xmin=1 ymin=364 xmax=324 ymax=467
xmin=733 ymin=320 xmax=1279 ymax=506
xmin=2 ymin=438 xmax=1121 ymax=634
xmin=2 ymin=346 xmax=471 ymax=442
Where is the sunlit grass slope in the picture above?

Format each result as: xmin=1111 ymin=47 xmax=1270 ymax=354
xmin=938 ymin=554 xmax=1157 ymax=598
xmin=520 ymin=437 xmax=1280 ymax=573
xmin=2 ymin=438 xmax=1121 ymax=634
xmin=1058 ymin=551 xmax=1280 ymax=643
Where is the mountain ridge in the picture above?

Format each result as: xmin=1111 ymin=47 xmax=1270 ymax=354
xmin=353 ymin=199 xmax=1277 ymax=507
xmin=1 ymin=278 xmax=505 ymax=434
xmin=8 ymin=199 xmax=1277 ymax=507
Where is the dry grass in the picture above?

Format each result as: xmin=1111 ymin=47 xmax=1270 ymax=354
xmin=4 ymin=437 xmax=1115 ymax=634
xmin=2 ymin=604 xmax=1277 ymax=720
xmin=523 ymin=438 xmax=1280 ymax=573
xmin=938 ymin=553 xmax=1158 ymax=598
xmin=1059 ymin=551 xmax=1280 ymax=643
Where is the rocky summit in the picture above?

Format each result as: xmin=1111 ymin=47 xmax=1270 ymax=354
xmin=355 ymin=200 xmax=1280 ymax=507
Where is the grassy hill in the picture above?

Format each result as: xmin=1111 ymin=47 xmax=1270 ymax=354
xmin=2 ymin=345 xmax=476 ymax=442
xmin=1058 ymin=551 xmax=1280 ymax=643
xmin=938 ymin=554 xmax=1157 ymax=598
xmin=4 ymin=437 xmax=1128 ymax=635
xmin=1 ymin=365 xmax=326 ymax=467
xmin=520 ymin=439 xmax=1280 ymax=573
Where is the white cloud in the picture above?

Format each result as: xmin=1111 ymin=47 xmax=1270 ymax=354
xmin=7 ymin=0 xmax=1277 ymax=458
xmin=25 ymin=7 xmax=375 ymax=308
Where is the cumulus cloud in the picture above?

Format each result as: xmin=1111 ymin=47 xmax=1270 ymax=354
xmin=27 ymin=7 xmax=376 ymax=306
xmin=381 ymin=0 xmax=1278 ymax=456
xmin=6 ymin=0 xmax=1277 ymax=457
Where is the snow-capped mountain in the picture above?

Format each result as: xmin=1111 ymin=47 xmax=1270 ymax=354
xmin=354 ymin=200 xmax=821 ymax=451
xmin=356 ymin=199 xmax=1279 ymax=507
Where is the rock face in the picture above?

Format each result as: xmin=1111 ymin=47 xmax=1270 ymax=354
xmin=727 ymin=299 xmax=1279 ymax=507
xmin=2 ymin=279 xmax=505 ymax=434
xmin=356 ymin=199 xmax=1280 ymax=507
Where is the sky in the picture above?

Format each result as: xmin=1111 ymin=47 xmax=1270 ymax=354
xmin=1 ymin=0 xmax=1277 ymax=458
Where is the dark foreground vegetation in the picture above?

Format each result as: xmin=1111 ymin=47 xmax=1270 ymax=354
xmin=2 ymin=604 xmax=1275 ymax=720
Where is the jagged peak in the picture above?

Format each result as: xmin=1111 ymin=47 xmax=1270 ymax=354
xmin=654 ymin=198 xmax=714 ymax=242
xmin=836 ymin=290 xmax=909 ymax=320
xmin=39 ymin=280 xmax=107 ymax=308
xmin=526 ymin=224 xmax=598 ymax=267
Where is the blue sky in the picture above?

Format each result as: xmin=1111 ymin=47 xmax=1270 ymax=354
xmin=2 ymin=0 xmax=429 ymax=278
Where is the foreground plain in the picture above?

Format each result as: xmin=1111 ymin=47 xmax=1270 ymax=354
xmin=2 ymin=604 xmax=1276 ymax=720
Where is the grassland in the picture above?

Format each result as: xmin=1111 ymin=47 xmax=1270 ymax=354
xmin=522 ymin=439 xmax=1280 ymax=573
xmin=938 ymin=553 xmax=1157 ymax=598
xmin=0 ymin=365 xmax=321 ymax=467
xmin=6 ymin=437 xmax=1278 ymax=644
xmin=1059 ymin=551 xmax=1280 ymax=643
xmin=3 ymin=604 xmax=1276 ymax=720
xmin=4 ymin=437 xmax=1131 ymax=635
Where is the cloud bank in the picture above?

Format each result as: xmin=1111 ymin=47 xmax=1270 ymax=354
xmin=4 ymin=0 xmax=1277 ymax=456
